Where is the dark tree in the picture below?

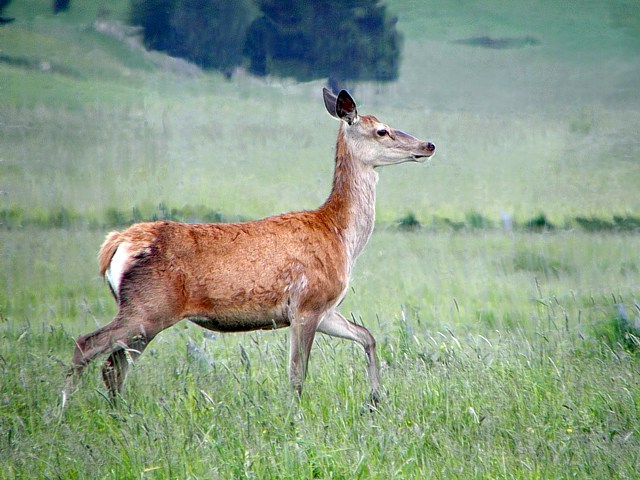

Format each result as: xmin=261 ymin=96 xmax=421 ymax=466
xmin=53 ymin=0 xmax=71 ymax=14
xmin=245 ymin=0 xmax=402 ymax=84
xmin=0 ymin=0 xmax=14 ymax=24
xmin=130 ymin=0 xmax=255 ymax=71
xmin=130 ymin=0 xmax=178 ymax=52
xmin=171 ymin=0 xmax=254 ymax=70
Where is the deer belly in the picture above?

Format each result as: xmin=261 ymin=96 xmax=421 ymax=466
xmin=188 ymin=312 xmax=290 ymax=332
xmin=179 ymin=264 xmax=310 ymax=332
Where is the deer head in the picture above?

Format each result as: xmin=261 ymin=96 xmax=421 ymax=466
xmin=323 ymin=88 xmax=435 ymax=168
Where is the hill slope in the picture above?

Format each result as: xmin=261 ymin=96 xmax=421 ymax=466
xmin=1 ymin=0 xmax=639 ymax=224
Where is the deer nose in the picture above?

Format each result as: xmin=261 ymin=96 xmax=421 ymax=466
xmin=425 ymin=142 xmax=435 ymax=152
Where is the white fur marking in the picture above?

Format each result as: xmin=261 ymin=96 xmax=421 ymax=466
xmin=105 ymin=242 xmax=131 ymax=299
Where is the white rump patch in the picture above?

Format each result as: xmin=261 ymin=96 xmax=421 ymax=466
xmin=105 ymin=242 xmax=131 ymax=299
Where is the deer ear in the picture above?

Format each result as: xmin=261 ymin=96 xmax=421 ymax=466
xmin=335 ymin=90 xmax=358 ymax=125
xmin=323 ymin=88 xmax=338 ymax=118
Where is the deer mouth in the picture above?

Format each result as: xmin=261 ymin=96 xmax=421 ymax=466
xmin=412 ymin=142 xmax=436 ymax=161
xmin=412 ymin=152 xmax=434 ymax=161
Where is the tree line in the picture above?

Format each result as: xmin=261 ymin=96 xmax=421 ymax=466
xmin=130 ymin=0 xmax=402 ymax=85
xmin=2 ymin=0 xmax=402 ymax=86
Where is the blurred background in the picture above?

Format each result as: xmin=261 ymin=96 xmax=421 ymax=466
xmin=1 ymin=0 xmax=639 ymax=228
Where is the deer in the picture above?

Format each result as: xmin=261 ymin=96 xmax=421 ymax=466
xmin=64 ymin=88 xmax=435 ymax=405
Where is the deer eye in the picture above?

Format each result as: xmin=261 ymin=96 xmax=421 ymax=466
xmin=376 ymin=129 xmax=388 ymax=137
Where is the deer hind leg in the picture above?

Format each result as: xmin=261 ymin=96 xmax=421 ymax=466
xmin=316 ymin=310 xmax=381 ymax=405
xmin=101 ymin=332 xmax=149 ymax=398
xmin=288 ymin=313 xmax=321 ymax=398
xmin=66 ymin=308 xmax=167 ymax=398
xmin=67 ymin=315 xmax=127 ymax=379
xmin=64 ymin=314 xmax=128 ymax=396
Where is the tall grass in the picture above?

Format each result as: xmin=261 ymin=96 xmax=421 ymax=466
xmin=1 ymin=228 xmax=639 ymax=478
xmin=3 ymin=321 xmax=639 ymax=478
xmin=2 ymin=98 xmax=639 ymax=226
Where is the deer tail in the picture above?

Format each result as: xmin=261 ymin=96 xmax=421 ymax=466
xmin=98 ymin=231 xmax=125 ymax=278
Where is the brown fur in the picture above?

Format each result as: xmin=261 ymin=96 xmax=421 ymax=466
xmin=105 ymin=214 xmax=348 ymax=331
xmin=65 ymin=89 xmax=435 ymax=403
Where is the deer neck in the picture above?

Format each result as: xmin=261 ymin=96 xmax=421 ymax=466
xmin=321 ymin=127 xmax=379 ymax=268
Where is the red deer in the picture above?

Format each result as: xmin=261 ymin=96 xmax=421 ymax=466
xmin=65 ymin=89 xmax=435 ymax=404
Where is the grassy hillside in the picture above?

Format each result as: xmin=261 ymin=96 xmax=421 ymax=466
xmin=1 ymin=0 xmax=639 ymax=224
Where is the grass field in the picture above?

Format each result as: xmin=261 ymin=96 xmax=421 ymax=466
xmin=1 ymin=0 xmax=640 ymax=478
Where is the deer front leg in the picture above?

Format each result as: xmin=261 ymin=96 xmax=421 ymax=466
xmin=317 ymin=310 xmax=381 ymax=405
xmin=288 ymin=314 xmax=320 ymax=398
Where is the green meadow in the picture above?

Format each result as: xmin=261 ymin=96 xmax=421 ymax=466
xmin=1 ymin=1 xmax=639 ymax=478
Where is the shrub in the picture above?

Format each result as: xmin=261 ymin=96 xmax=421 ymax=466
xmin=575 ymin=215 xmax=640 ymax=233
xmin=613 ymin=215 xmax=640 ymax=232
xmin=575 ymin=216 xmax=615 ymax=232
xmin=524 ymin=213 xmax=554 ymax=231
xmin=465 ymin=210 xmax=493 ymax=229
xmin=130 ymin=0 xmax=255 ymax=71
xmin=397 ymin=212 xmax=421 ymax=230
xmin=244 ymin=0 xmax=402 ymax=84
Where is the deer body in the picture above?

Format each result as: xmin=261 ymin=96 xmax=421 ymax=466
xmin=67 ymin=89 xmax=435 ymax=402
